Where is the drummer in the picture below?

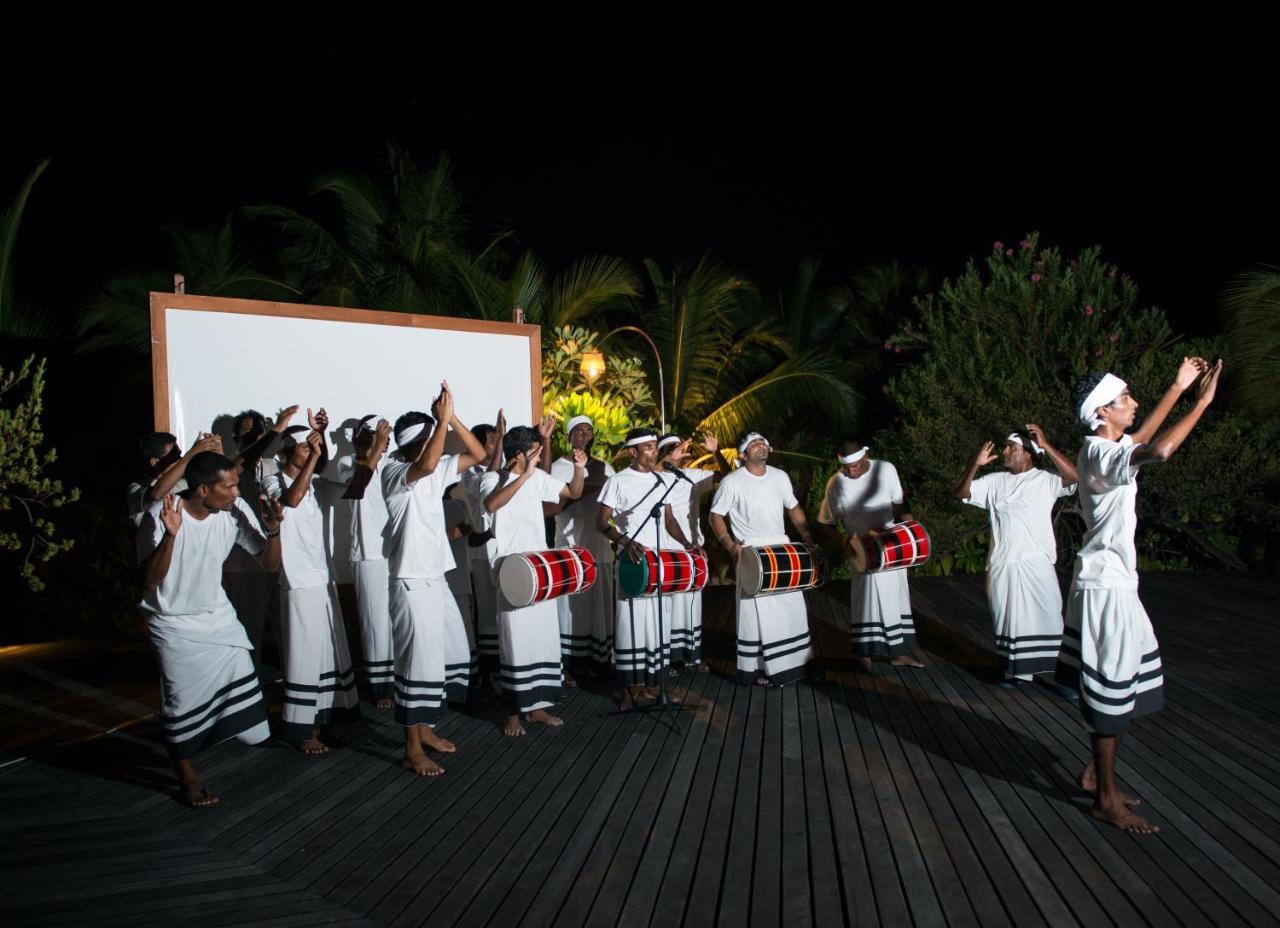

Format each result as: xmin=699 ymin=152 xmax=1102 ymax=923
xmin=708 ymin=430 xmax=818 ymax=686
xmin=481 ymin=424 xmax=586 ymax=735
xmin=597 ymin=427 xmax=699 ymax=709
xmin=816 ymin=439 xmax=925 ymax=671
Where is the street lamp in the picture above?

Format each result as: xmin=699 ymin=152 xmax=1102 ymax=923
xmin=579 ymin=325 xmax=666 ymax=434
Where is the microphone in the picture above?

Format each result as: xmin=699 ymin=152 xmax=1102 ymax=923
xmin=662 ymin=461 xmax=694 ymax=483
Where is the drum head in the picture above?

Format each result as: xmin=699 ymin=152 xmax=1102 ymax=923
xmin=498 ymin=556 xmax=536 ymax=608
xmin=738 ymin=547 xmax=764 ymax=596
xmin=849 ymin=535 xmax=870 ymax=573
xmin=617 ymin=556 xmax=651 ymax=598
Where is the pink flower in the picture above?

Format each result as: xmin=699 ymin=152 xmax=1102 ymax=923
xmin=1005 ymin=248 xmax=1014 ymax=256
xmin=894 ymin=346 xmax=901 ymax=353
xmin=881 ymin=385 xmax=890 ymax=395
xmin=1031 ymin=274 xmax=1041 ymax=282
xmin=1070 ymin=260 xmax=1078 ymax=268
xmin=1035 ymin=260 xmax=1045 ymax=268
xmin=1020 ymin=240 xmax=1032 ymax=249
xmin=1109 ymin=333 xmax=1119 ymax=342
xmin=884 ymin=340 xmax=893 ymax=350
xmin=1085 ymin=306 xmax=1094 ymax=316
xmin=1095 ymin=348 xmax=1104 ymax=357
xmin=1108 ymin=270 xmax=1117 ymax=278
xmin=994 ymin=241 xmax=1004 ymax=250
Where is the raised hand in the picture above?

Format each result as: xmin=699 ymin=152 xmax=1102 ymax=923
xmin=192 ymin=433 xmax=222 ymax=455
xmin=571 ymin=448 xmax=587 ymax=468
xmin=974 ymin=441 xmax=997 ymax=466
xmin=432 ymin=382 xmax=455 ymax=424
xmin=495 ymin=408 xmax=506 ymax=435
xmin=701 ymin=432 xmax=719 ymax=453
xmin=1175 ymin=356 xmax=1209 ymax=391
xmin=538 ymin=414 xmax=556 ymax=442
xmin=307 ymin=406 xmax=329 ymax=432
xmin=374 ymin=419 xmax=391 ymax=454
xmin=1197 ymin=358 xmax=1224 ymax=404
xmin=1024 ymin=424 xmax=1048 ymax=449
xmin=272 ymin=405 xmax=300 ymax=433
xmin=306 ymin=431 xmax=323 ymax=455
xmin=160 ymin=493 xmax=184 ymax=535
xmin=260 ymin=495 xmax=285 ymax=532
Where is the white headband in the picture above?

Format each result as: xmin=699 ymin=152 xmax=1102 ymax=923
xmin=1006 ymin=433 xmax=1043 ymax=455
xmin=838 ymin=447 xmax=868 ymax=464
xmin=1079 ymin=373 xmax=1127 ymax=429
xmin=738 ymin=432 xmax=770 ymax=455
xmin=565 ymin=415 xmax=594 ymax=435
xmin=280 ymin=429 xmax=309 ymax=449
xmin=657 ymin=435 xmax=681 ymax=450
xmin=625 ymin=432 xmax=658 ymax=448
xmin=396 ymin=422 xmax=428 ymax=446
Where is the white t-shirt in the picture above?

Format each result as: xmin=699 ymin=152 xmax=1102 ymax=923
xmin=1073 ymin=434 xmax=1141 ymax=591
xmin=138 ymin=497 xmax=266 ymax=617
xmin=598 ymin=467 xmax=674 ymax=549
xmin=709 ymin=465 xmax=798 ymax=546
xmin=224 ymin=456 xmax=280 ymax=575
xmin=382 ymin=452 xmax=461 ymax=579
xmin=816 ymin=460 xmax=904 ymax=537
xmin=550 ymin=457 xmax=615 ymax=558
xmin=262 ymin=472 xmax=332 ymax=591
xmin=667 ymin=466 xmax=716 ymax=546
xmin=459 ymin=464 xmax=496 ymax=563
xmin=336 ymin=454 xmax=389 ymax=562
xmin=964 ymin=468 xmax=1076 ymax=569
xmin=479 ymin=468 xmax=566 ymax=564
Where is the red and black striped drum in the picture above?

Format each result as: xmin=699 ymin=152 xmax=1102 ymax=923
xmin=617 ymin=548 xmax=709 ymax=599
xmin=850 ymin=519 xmax=932 ymax=574
xmin=498 ymin=546 xmax=597 ymax=608
xmin=739 ymin=543 xmax=826 ymax=597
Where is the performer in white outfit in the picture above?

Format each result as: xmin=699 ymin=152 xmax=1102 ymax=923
xmin=598 ymin=428 xmax=698 ymax=708
xmin=382 ymin=383 xmax=490 ymax=777
xmin=656 ymin=432 xmax=730 ymax=672
xmin=138 ymin=451 xmax=280 ymax=807
xmin=709 ymin=431 xmax=816 ymax=686
xmin=459 ymin=419 xmax=503 ymax=684
xmin=1055 ymin=357 xmax=1221 ymax=833
xmin=816 ymin=439 xmax=923 ymax=671
xmin=128 ymin=431 xmax=221 ymax=528
xmin=482 ymin=425 xmax=585 ymax=734
xmin=337 ymin=416 xmax=395 ymax=708
xmin=548 ymin=414 xmax=616 ymax=682
xmin=955 ymin=425 xmax=1078 ymax=690
xmin=443 ymin=491 xmax=477 ymax=678
xmin=264 ymin=415 xmax=360 ymax=754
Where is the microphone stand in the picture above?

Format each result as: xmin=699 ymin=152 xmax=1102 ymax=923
xmin=610 ymin=468 xmax=693 ymax=731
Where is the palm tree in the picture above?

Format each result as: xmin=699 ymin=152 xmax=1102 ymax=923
xmin=453 ymin=248 xmax=640 ymax=325
xmin=1220 ymin=265 xmax=1280 ymax=417
xmin=1 ymin=159 xmax=57 ymax=342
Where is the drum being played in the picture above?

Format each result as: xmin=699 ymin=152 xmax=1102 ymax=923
xmin=617 ymin=548 xmax=709 ymax=599
xmin=498 ymin=547 xmax=597 ymax=608
xmin=850 ymin=519 xmax=931 ymax=574
xmin=739 ymin=543 xmax=826 ymax=597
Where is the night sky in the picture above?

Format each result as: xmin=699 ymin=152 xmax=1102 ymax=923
xmin=8 ymin=11 xmax=1280 ymax=336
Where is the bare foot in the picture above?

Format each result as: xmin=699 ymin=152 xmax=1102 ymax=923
xmin=299 ymin=737 xmax=329 ymax=756
xmin=375 ymin=698 xmax=393 ymax=710
xmin=526 ymin=709 xmax=564 ymax=728
xmin=564 ymin=671 xmax=578 ymax=688
xmin=856 ymin=656 xmax=875 ymax=673
xmin=401 ymin=752 xmax=444 ymax=777
xmin=420 ymin=726 xmax=457 ymax=753
xmin=696 ymin=662 xmax=710 ymax=672
xmin=179 ymin=781 xmax=219 ymax=807
xmin=891 ymin=655 xmax=925 ymax=668
xmin=618 ymin=687 xmax=640 ymax=711
xmin=504 ymin=715 xmax=526 ymax=736
xmin=1091 ymin=802 xmax=1159 ymax=833
xmin=755 ymin=675 xmax=772 ymax=687
xmin=1078 ymin=762 xmax=1141 ymax=806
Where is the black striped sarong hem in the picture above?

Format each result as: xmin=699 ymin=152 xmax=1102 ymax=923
xmin=501 ymin=683 xmax=563 ymax=713
xmin=164 ymin=684 xmax=262 ymax=738
xmin=166 ymin=699 xmax=268 ymax=760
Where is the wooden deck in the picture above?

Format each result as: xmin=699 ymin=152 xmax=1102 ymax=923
xmin=2 ymin=573 xmax=1279 ymax=927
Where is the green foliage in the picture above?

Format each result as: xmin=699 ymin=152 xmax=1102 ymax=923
xmin=0 ymin=356 xmax=79 ymax=590
xmin=1220 ymin=264 xmax=1280 ymax=418
xmin=880 ymin=233 xmax=1180 ymax=570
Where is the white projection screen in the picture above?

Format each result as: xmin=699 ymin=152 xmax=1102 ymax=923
xmin=150 ymin=293 xmax=542 ymax=582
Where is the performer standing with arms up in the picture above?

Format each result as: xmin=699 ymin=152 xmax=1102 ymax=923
xmin=955 ymin=426 xmax=1078 ymax=690
xmin=709 ymin=431 xmax=816 ymax=686
xmin=382 ymin=382 xmax=490 ymax=777
xmin=1056 ymin=356 xmax=1221 ymax=833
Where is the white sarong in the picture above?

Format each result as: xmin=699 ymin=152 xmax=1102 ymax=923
xmin=497 ymin=589 xmax=563 ymax=713
xmin=280 ymin=584 xmax=359 ymax=740
xmin=736 ymin=585 xmax=813 ymax=686
xmin=558 ymin=566 xmax=615 ymax=672
xmin=849 ymin=568 xmax=915 ymax=658
xmin=667 ymin=590 xmax=703 ymax=664
xmin=988 ymin=559 xmax=1063 ymax=678
xmin=389 ymin=576 xmax=472 ymax=726
xmin=353 ymin=558 xmax=393 ymax=700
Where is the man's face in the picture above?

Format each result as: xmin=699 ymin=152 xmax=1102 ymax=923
xmin=629 ymin=439 xmax=659 ymax=470
xmin=569 ymin=424 xmax=594 ymax=452
xmin=284 ymin=440 xmax=310 ymax=470
xmin=1101 ymin=388 xmax=1139 ymax=430
xmin=198 ymin=469 xmax=240 ymax=511
xmin=1002 ymin=441 xmax=1032 ymax=471
xmin=742 ymin=439 xmax=770 ymax=466
xmin=841 ymin=456 xmax=870 ymax=479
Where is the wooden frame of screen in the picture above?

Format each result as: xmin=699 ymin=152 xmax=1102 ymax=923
xmin=148 ymin=292 xmax=542 ymax=432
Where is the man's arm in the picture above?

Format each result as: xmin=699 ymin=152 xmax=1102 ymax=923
xmin=1025 ymin=424 xmax=1078 ymax=486
xmin=708 ymin=511 xmax=742 ymax=563
xmin=956 ymin=441 xmax=996 ymax=500
xmin=407 ymin=385 xmax=453 ymax=484
xmin=308 ymin=407 xmax=330 ymax=473
xmin=537 ymin=414 xmax=555 ymax=473
xmin=149 ymin=433 xmax=221 ymax=501
xmin=451 ymin=405 xmax=491 ymax=471
xmin=236 ymin=404 xmax=299 ymax=471
xmin=342 ymin=419 xmax=391 ymax=501
xmin=484 ymin=457 xmax=534 ymax=513
xmin=663 ymin=503 xmax=695 ymax=550
xmin=785 ymin=505 xmax=816 ymax=545
xmin=257 ymin=496 xmax=284 ymax=573
xmin=1131 ymin=359 xmax=1222 ymax=467
xmin=599 ymin=502 xmax=646 ymax=563
xmin=558 ymin=449 xmax=587 ymax=501
xmin=142 ymin=494 xmax=183 ymax=593
xmin=701 ymin=433 xmax=733 ymax=479
xmin=1131 ymin=357 xmax=1208 ymax=445
xmin=280 ymin=432 xmax=323 ymax=508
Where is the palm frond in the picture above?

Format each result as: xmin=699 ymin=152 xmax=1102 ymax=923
xmin=75 ymin=271 xmax=168 ymax=355
xmin=0 ymin=159 xmax=52 ymax=338
xmin=1220 ymin=264 xmax=1280 ymax=416
xmin=547 ymin=255 xmax=639 ymax=327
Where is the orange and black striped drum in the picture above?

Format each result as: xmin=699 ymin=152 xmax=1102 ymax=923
xmin=738 ymin=543 xmax=826 ymax=597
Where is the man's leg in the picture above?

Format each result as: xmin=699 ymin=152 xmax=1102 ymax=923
xmin=174 ymin=757 xmax=218 ymax=807
xmin=1088 ymin=733 xmax=1157 ymax=832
